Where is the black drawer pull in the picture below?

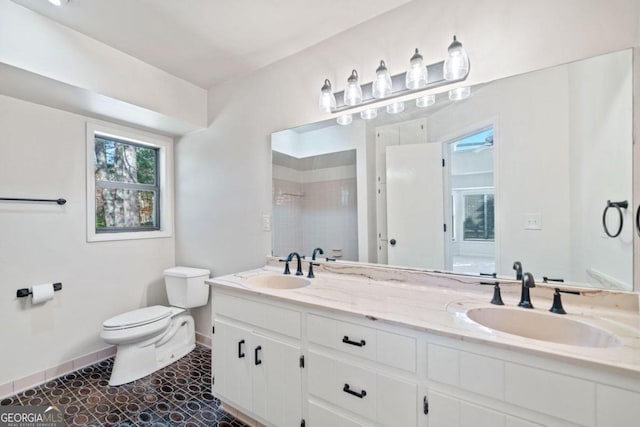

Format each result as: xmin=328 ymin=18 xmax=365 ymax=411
xmin=254 ymin=346 xmax=262 ymax=365
xmin=343 ymin=383 xmax=366 ymax=398
xmin=238 ymin=339 xmax=245 ymax=358
xmin=342 ymin=336 xmax=366 ymax=347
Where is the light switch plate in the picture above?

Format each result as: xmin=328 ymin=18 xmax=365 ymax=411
xmin=524 ymin=213 xmax=542 ymax=230
xmin=262 ymin=214 xmax=271 ymax=232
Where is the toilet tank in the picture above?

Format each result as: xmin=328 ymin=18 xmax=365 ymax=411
xmin=164 ymin=266 xmax=211 ymax=308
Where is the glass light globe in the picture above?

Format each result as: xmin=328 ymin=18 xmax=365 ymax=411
xmin=372 ymin=60 xmax=392 ymax=98
xmin=444 ymin=36 xmax=470 ymax=81
xmin=386 ymin=102 xmax=405 ymax=114
xmin=405 ymin=49 xmax=428 ymax=89
xmin=416 ymin=94 xmax=435 ymax=108
xmin=449 ymin=86 xmax=471 ymax=101
xmin=360 ymin=109 xmax=378 ymax=120
xmin=336 ymin=114 xmax=353 ymax=126
xmin=344 ymin=70 xmax=363 ymax=106
xmin=318 ymin=79 xmax=336 ymax=113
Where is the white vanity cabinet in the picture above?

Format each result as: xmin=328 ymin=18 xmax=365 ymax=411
xmin=210 ymin=285 xmax=640 ymax=427
xmin=213 ymin=292 xmax=303 ymax=427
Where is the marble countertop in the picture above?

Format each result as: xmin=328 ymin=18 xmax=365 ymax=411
xmin=206 ymin=260 xmax=640 ymax=377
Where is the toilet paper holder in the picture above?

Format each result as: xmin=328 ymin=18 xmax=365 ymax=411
xmin=16 ymin=282 xmax=62 ymax=298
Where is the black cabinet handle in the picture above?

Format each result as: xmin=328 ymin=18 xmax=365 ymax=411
xmin=343 ymin=384 xmax=366 ymax=398
xmin=254 ymin=346 xmax=262 ymax=365
xmin=636 ymin=204 xmax=640 ymax=236
xmin=389 ymin=238 xmax=397 ymax=246
xmin=342 ymin=336 xmax=366 ymax=347
xmin=238 ymin=339 xmax=245 ymax=358
xmin=423 ymin=395 xmax=429 ymax=414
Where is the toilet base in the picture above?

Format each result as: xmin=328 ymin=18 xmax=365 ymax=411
xmin=108 ymin=313 xmax=196 ymax=386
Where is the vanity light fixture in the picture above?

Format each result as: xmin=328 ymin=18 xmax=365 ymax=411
xmin=344 ymin=70 xmax=363 ymax=106
xmin=386 ymin=102 xmax=405 ymax=114
xmin=405 ymin=49 xmax=428 ymax=90
xmin=449 ymin=86 xmax=471 ymax=101
xmin=372 ymin=60 xmax=392 ymax=98
xmin=336 ymin=114 xmax=353 ymax=126
xmin=416 ymin=94 xmax=435 ymax=108
xmin=443 ymin=36 xmax=470 ymax=81
xmin=360 ymin=109 xmax=378 ymax=120
xmin=318 ymin=79 xmax=337 ymax=113
xmin=48 ymin=0 xmax=69 ymax=5
xmin=317 ymin=35 xmax=470 ymax=115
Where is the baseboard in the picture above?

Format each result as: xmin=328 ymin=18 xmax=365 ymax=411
xmin=195 ymin=331 xmax=211 ymax=348
xmin=0 ymin=345 xmax=116 ymax=400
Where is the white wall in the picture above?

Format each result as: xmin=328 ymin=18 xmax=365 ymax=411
xmin=429 ymin=65 xmax=572 ymax=280
xmin=0 ymin=0 xmax=207 ymax=134
xmin=176 ymin=0 xmax=640 ymax=334
xmin=568 ymin=50 xmax=633 ymax=288
xmin=0 ymin=95 xmax=175 ymax=385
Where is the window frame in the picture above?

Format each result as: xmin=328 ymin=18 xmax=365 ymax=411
xmin=86 ymin=122 xmax=173 ymax=242
xmin=461 ymin=190 xmax=495 ymax=242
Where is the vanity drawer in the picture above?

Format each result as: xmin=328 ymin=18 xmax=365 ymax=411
xmin=214 ymin=293 xmax=301 ymax=338
xmin=308 ymin=351 xmax=417 ymax=427
xmin=308 ymin=314 xmax=416 ymax=372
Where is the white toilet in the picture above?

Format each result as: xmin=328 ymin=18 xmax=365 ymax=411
xmin=101 ymin=266 xmax=210 ymax=386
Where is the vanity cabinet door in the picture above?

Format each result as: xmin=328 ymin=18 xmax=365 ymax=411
xmin=214 ymin=320 xmax=302 ymax=427
xmin=596 ymin=384 xmax=640 ymax=426
xmin=427 ymin=390 xmax=505 ymax=427
xmin=213 ymin=320 xmax=253 ymax=411
xmin=308 ymin=401 xmax=367 ymax=427
xmin=252 ymin=332 xmax=302 ymax=427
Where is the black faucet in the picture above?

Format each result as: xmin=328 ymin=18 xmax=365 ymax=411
xmin=278 ymin=257 xmax=291 ymax=274
xmin=513 ymin=261 xmax=523 ymax=281
xmin=518 ymin=272 xmax=535 ymax=308
xmin=287 ymin=252 xmax=304 ymax=276
xmin=312 ymin=247 xmax=324 ymax=260
xmin=549 ymin=288 xmax=580 ymax=314
xmin=307 ymin=248 xmax=324 ymax=278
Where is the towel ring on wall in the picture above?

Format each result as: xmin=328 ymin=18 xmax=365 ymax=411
xmin=602 ymin=200 xmax=628 ymax=238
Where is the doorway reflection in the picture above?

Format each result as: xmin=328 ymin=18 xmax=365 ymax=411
xmin=447 ymin=127 xmax=495 ymax=274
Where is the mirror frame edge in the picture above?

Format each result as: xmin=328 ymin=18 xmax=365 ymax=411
xmin=634 ymin=47 xmax=639 ymax=293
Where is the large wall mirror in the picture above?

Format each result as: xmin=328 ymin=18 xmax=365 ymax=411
xmin=271 ymin=49 xmax=634 ymax=290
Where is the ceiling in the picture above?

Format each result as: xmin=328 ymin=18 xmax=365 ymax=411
xmin=11 ymin=0 xmax=413 ymax=89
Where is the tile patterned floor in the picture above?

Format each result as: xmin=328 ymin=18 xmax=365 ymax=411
xmin=1 ymin=345 xmax=248 ymax=427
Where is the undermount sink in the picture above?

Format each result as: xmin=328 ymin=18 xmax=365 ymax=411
xmin=466 ymin=307 xmax=621 ymax=348
xmin=246 ymin=274 xmax=311 ymax=290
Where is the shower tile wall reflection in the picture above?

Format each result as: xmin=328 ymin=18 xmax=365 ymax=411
xmin=273 ymin=150 xmax=358 ymax=260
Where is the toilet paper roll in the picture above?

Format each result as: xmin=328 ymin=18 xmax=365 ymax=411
xmin=32 ymin=283 xmax=55 ymax=304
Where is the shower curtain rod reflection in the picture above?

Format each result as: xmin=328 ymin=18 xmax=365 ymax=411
xmin=0 ymin=197 xmax=67 ymax=205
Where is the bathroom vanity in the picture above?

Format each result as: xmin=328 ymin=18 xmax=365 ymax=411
xmin=207 ymin=259 xmax=640 ymax=427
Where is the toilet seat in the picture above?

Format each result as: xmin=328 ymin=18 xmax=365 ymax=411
xmin=103 ymin=305 xmax=172 ymax=330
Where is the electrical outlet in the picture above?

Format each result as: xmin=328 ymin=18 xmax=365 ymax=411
xmin=524 ymin=213 xmax=542 ymax=230
xmin=262 ymin=214 xmax=271 ymax=232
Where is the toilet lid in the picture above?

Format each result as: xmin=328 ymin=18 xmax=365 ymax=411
xmin=103 ymin=305 xmax=172 ymax=329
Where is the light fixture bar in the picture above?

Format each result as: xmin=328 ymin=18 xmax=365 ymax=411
xmin=332 ymin=60 xmax=464 ymax=113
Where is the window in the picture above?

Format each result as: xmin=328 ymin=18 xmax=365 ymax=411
xmin=86 ymin=123 xmax=173 ymax=242
xmin=463 ymin=193 xmax=494 ymax=241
